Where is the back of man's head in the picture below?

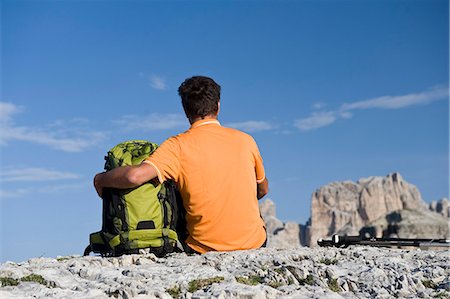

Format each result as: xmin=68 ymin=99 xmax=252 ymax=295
xmin=178 ymin=76 xmax=221 ymax=121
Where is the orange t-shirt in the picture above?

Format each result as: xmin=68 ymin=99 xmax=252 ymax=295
xmin=143 ymin=119 xmax=266 ymax=253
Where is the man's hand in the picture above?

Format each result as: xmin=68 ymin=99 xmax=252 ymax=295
xmin=94 ymin=172 xmax=105 ymax=198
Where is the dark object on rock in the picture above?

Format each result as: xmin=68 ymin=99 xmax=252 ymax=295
xmin=318 ymin=234 xmax=450 ymax=248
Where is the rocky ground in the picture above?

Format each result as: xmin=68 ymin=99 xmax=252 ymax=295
xmin=1 ymin=247 xmax=449 ymax=299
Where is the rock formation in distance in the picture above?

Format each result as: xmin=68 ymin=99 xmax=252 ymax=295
xmin=429 ymin=198 xmax=450 ymax=219
xmin=361 ymin=208 xmax=450 ymax=239
xmin=259 ymin=198 xmax=301 ymax=248
xmin=305 ymin=173 xmax=432 ymax=246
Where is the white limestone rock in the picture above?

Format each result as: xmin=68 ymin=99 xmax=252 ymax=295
xmin=1 ymin=247 xmax=449 ymax=299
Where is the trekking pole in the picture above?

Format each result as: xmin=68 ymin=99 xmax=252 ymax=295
xmin=317 ymin=234 xmax=450 ymax=248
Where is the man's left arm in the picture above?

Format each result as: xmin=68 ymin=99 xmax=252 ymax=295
xmin=251 ymin=137 xmax=268 ymax=200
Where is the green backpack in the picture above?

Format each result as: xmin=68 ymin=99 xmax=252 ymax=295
xmin=84 ymin=140 xmax=185 ymax=257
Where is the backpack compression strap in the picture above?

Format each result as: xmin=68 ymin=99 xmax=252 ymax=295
xmin=108 ymin=228 xmax=178 ymax=249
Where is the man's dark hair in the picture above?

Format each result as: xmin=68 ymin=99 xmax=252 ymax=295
xmin=178 ymin=76 xmax=221 ymax=120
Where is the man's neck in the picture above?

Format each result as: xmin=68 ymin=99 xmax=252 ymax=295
xmin=189 ymin=115 xmax=218 ymax=125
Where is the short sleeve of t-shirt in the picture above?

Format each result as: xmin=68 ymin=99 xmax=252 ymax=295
xmin=250 ymin=137 xmax=265 ymax=183
xmin=142 ymin=137 xmax=181 ymax=183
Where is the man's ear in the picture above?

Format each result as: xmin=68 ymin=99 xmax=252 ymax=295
xmin=217 ymin=101 xmax=221 ymax=115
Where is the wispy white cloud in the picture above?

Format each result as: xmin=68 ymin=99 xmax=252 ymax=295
xmin=0 ymin=102 xmax=23 ymax=124
xmin=139 ymin=72 xmax=168 ymax=91
xmin=0 ymin=181 xmax=91 ymax=199
xmin=150 ymin=75 xmax=167 ymax=90
xmin=0 ymin=102 xmax=106 ymax=152
xmin=342 ymin=86 xmax=448 ymax=110
xmin=294 ymin=111 xmax=337 ymax=131
xmin=295 ymin=86 xmax=449 ymax=131
xmin=275 ymin=130 xmax=293 ymax=135
xmin=115 ymin=113 xmax=187 ymax=131
xmin=312 ymin=102 xmax=326 ymax=110
xmin=225 ymin=121 xmax=276 ymax=133
xmin=0 ymin=167 xmax=80 ymax=182
xmin=0 ymin=188 xmax=31 ymax=199
xmin=48 ymin=117 xmax=90 ymax=128
xmin=117 ymin=115 xmax=277 ymax=133
xmin=0 ymin=126 xmax=105 ymax=152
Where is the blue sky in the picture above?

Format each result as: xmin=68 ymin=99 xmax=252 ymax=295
xmin=1 ymin=0 xmax=448 ymax=262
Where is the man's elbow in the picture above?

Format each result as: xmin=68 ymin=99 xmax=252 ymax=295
xmin=126 ymin=167 xmax=147 ymax=187
xmin=257 ymin=189 xmax=268 ymax=200
xmin=127 ymin=174 xmax=142 ymax=187
xmin=257 ymin=178 xmax=269 ymax=200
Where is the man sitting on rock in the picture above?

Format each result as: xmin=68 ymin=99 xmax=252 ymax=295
xmin=94 ymin=75 xmax=269 ymax=254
